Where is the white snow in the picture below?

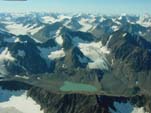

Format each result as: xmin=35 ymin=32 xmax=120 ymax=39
xmin=79 ymin=18 xmax=92 ymax=32
xmin=10 ymin=12 xmax=27 ymax=18
xmin=110 ymin=101 xmax=148 ymax=113
xmin=78 ymin=41 xmax=110 ymax=70
xmin=38 ymin=46 xmax=65 ymax=64
xmin=38 ymin=46 xmax=61 ymax=66
xmin=14 ymin=38 xmax=21 ymax=43
xmin=42 ymin=16 xmax=56 ymax=23
xmin=0 ymin=48 xmax=15 ymax=75
xmin=0 ymin=107 xmax=23 ymax=113
xmin=112 ymin=18 xmax=122 ymax=25
xmin=118 ymin=13 xmax=127 ymax=21
xmin=42 ymin=15 xmax=71 ymax=24
xmin=29 ymin=26 xmax=44 ymax=35
xmin=55 ymin=35 xmax=64 ymax=46
xmin=18 ymin=50 xmax=26 ymax=57
xmin=0 ymin=88 xmax=43 ymax=113
xmin=3 ymin=21 xmax=44 ymax=35
xmin=139 ymin=31 xmax=143 ymax=35
xmin=4 ymin=36 xmax=28 ymax=44
xmin=137 ymin=15 xmax=151 ymax=27
xmin=15 ymin=75 xmax=29 ymax=80
xmin=112 ymin=25 xmax=119 ymax=31
xmin=55 ymin=28 xmax=64 ymax=46
xmin=5 ymin=22 xmax=29 ymax=35
xmin=137 ymin=21 xmax=151 ymax=27
xmin=72 ymin=36 xmax=88 ymax=46
xmin=38 ymin=47 xmax=58 ymax=60
xmin=105 ymin=35 xmax=113 ymax=47
xmin=48 ymin=48 xmax=65 ymax=60
xmin=0 ymin=48 xmax=15 ymax=62
xmin=57 ymin=15 xmax=71 ymax=21
xmin=123 ymin=33 xmax=127 ymax=37
xmin=100 ymin=17 xmax=106 ymax=22
xmin=37 ymin=77 xmax=41 ymax=80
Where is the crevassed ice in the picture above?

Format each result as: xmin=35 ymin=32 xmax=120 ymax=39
xmin=78 ymin=41 xmax=110 ymax=70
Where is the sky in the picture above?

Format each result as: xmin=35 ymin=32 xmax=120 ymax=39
xmin=0 ymin=0 xmax=151 ymax=15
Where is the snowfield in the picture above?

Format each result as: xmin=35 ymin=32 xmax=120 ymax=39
xmin=2 ymin=21 xmax=44 ymax=35
xmin=55 ymin=28 xmax=64 ymax=46
xmin=0 ymin=107 xmax=23 ymax=113
xmin=42 ymin=16 xmax=56 ymax=23
xmin=0 ymin=48 xmax=15 ymax=75
xmin=0 ymin=48 xmax=15 ymax=62
xmin=42 ymin=15 xmax=71 ymax=24
xmin=0 ymin=87 xmax=43 ymax=113
xmin=78 ymin=18 xmax=93 ymax=32
xmin=78 ymin=41 xmax=110 ymax=70
xmin=48 ymin=48 xmax=65 ymax=60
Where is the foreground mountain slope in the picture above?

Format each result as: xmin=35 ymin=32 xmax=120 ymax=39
xmin=28 ymin=86 xmax=150 ymax=113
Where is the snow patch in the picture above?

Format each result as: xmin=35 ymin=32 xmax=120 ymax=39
xmin=78 ymin=41 xmax=110 ymax=70
xmin=38 ymin=46 xmax=59 ymax=65
xmin=79 ymin=18 xmax=92 ymax=32
xmin=0 ymin=107 xmax=23 ymax=113
xmin=42 ymin=16 xmax=56 ymax=23
xmin=0 ymin=48 xmax=15 ymax=75
xmin=112 ymin=19 xmax=121 ymax=25
xmin=137 ymin=15 xmax=151 ymax=27
xmin=106 ymin=35 xmax=113 ymax=47
xmin=15 ymin=75 xmax=29 ymax=80
xmin=0 ymin=88 xmax=43 ymax=113
xmin=55 ymin=35 xmax=64 ymax=46
xmin=73 ymin=36 xmax=88 ymax=46
xmin=14 ymin=38 xmax=21 ymax=43
xmin=57 ymin=15 xmax=71 ymax=21
xmin=29 ymin=26 xmax=44 ymax=35
xmin=4 ymin=21 xmax=43 ymax=35
xmin=123 ymin=33 xmax=127 ymax=37
xmin=5 ymin=22 xmax=29 ymax=35
xmin=48 ymin=48 xmax=65 ymax=60
xmin=112 ymin=25 xmax=119 ymax=31
xmin=55 ymin=28 xmax=64 ymax=46
xmin=0 ymin=48 xmax=15 ymax=62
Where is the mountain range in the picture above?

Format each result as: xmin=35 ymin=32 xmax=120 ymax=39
xmin=0 ymin=12 xmax=151 ymax=113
